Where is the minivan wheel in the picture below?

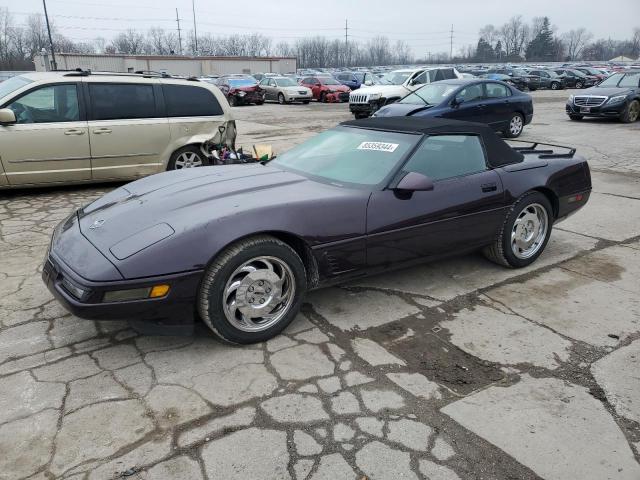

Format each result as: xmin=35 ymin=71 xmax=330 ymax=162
xmin=168 ymin=146 xmax=207 ymax=170
xmin=198 ymin=235 xmax=307 ymax=344
xmin=278 ymin=93 xmax=286 ymax=104
xmin=620 ymin=100 xmax=640 ymax=123
xmin=503 ymin=113 xmax=524 ymax=138
xmin=483 ymin=191 xmax=553 ymax=268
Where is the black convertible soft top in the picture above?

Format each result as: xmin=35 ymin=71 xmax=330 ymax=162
xmin=341 ymin=117 xmax=524 ymax=167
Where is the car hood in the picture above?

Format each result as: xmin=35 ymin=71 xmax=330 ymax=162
xmin=285 ymin=86 xmax=310 ymax=93
xmin=77 ymin=165 xmax=366 ymax=273
xmin=323 ymin=84 xmax=350 ymax=92
xmin=577 ymin=86 xmax=632 ymax=96
xmin=374 ymin=102 xmax=434 ymax=117
xmin=355 ymin=84 xmax=411 ymax=97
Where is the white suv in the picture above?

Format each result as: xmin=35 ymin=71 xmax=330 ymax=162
xmin=349 ymin=67 xmax=462 ymax=118
xmin=0 ymin=71 xmax=235 ymax=189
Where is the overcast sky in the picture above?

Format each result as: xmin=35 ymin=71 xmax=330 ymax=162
xmin=3 ymin=0 xmax=639 ymax=55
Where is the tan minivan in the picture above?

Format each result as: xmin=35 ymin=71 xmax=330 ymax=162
xmin=0 ymin=71 xmax=236 ymax=189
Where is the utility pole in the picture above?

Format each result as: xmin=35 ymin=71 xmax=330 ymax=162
xmin=191 ymin=0 xmax=198 ymax=55
xmin=449 ymin=24 xmax=454 ymax=62
xmin=42 ymin=0 xmax=57 ymax=70
xmin=344 ymin=19 xmax=349 ymax=67
xmin=175 ymin=8 xmax=182 ymax=55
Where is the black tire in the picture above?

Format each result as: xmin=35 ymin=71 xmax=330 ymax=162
xmin=228 ymin=95 xmax=237 ymax=107
xmin=569 ymin=114 xmax=583 ymax=121
xmin=302 ymin=100 xmax=310 ymax=104
xmin=550 ymin=82 xmax=560 ymax=90
xmin=528 ymin=87 xmax=537 ymax=91
xmin=503 ymin=112 xmax=524 ymax=138
xmin=620 ymin=100 xmax=640 ymax=123
xmin=278 ymin=93 xmax=286 ymax=105
xmin=319 ymin=92 xmax=326 ymax=103
xmin=575 ymin=81 xmax=584 ymax=89
xmin=198 ymin=235 xmax=307 ymax=344
xmin=483 ymin=191 xmax=554 ymax=268
xmin=354 ymin=113 xmax=369 ymax=119
xmin=167 ymin=145 xmax=207 ymax=171
xmin=255 ymin=100 xmax=264 ymax=105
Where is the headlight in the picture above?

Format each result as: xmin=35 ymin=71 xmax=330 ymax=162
xmin=61 ymin=277 xmax=89 ymax=301
xmin=237 ymin=91 xmax=246 ymax=97
xmin=568 ymin=95 xmax=574 ymax=103
xmin=607 ymin=95 xmax=627 ymax=104
xmin=368 ymin=93 xmax=381 ymax=100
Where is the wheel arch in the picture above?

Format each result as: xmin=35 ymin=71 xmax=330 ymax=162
xmin=205 ymin=230 xmax=319 ymax=289
xmin=532 ymin=186 xmax=559 ymax=219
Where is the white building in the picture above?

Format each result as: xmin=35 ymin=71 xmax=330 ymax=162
xmin=34 ymin=53 xmax=297 ymax=77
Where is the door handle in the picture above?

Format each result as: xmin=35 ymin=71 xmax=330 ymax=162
xmin=481 ymin=183 xmax=497 ymax=192
xmin=93 ymin=128 xmax=112 ymax=134
xmin=64 ymin=129 xmax=85 ymax=135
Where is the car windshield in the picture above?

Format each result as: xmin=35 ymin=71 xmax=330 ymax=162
xmin=271 ymin=127 xmax=419 ymax=187
xmin=228 ymin=78 xmax=257 ymax=87
xmin=275 ymin=78 xmax=297 ymax=87
xmin=400 ymin=83 xmax=459 ymax=105
xmin=571 ymin=70 xmax=587 ymax=78
xmin=598 ymin=72 xmax=640 ymax=88
xmin=319 ymin=77 xmax=340 ymax=85
xmin=380 ymin=71 xmax=412 ymax=85
xmin=0 ymin=75 xmax=33 ymax=100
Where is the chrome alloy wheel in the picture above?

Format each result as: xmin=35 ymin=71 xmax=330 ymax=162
xmin=175 ymin=151 xmax=203 ymax=169
xmin=629 ymin=101 xmax=640 ymax=122
xmin=222 ymin=256 xmax=296 ymax=332
xmin=509 ymin=115 xmax=524 ymax=136
xmin=511 ymin=203 xmax=549 ymax=259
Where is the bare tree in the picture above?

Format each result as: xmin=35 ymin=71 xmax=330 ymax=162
xmin=562 ymin=28 xmax=593 ymax=60
xmin=111 ymin=29 xmax=147 ymax=54
xmin=479 ymin=24 xmax=498 ymax=48
xmin=499 ymin=16 xmax=529 ymax=58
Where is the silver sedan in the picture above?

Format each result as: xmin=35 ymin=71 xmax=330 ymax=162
xmin=259 ymin=77 xmax=313 ymax=104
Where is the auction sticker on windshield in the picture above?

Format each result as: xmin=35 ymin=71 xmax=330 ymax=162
xmin=357 ymin=142 xmax=399 ymax=153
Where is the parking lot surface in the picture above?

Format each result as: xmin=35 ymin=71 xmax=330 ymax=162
xmin=1 ymin=91 xmax=640 ymax=480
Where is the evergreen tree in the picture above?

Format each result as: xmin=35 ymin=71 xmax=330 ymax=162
xmin=526 ymin=17 xmax=555 ymax=61
xmin=475 ymin=38 xmax=495 ymax=62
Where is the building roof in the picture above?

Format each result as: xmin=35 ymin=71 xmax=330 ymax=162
xmin=50 ymin=53 xmax=297 ymax=61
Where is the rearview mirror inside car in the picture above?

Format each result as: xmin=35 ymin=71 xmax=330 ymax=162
xmin=395 ymin=172 xmax=434 ymax=192
xmin=0 ymin=108 xmax=16 ymax=125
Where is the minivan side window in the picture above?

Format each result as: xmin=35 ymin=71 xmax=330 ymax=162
xmin=89 ymin=84 xmax=156 ymax=120
xmin=403 ymin=135 xmax=487 ymax=181
xmin=7 ymin=84 xmax=79 ymax=124
xmin=162 ymin=84 xmax=224 ymax=117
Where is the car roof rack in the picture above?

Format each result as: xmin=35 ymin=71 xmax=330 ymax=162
xmin=61 ymin=69 xmax=198 ymax=81
xmin=509 ymin=140 xmax=576 ymax=159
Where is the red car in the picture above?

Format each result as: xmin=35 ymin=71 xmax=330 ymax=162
xmin=299 ymin=75 xmax=351 ymax=103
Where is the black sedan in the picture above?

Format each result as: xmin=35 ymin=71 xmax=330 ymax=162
xmin=44 ymin=118 xmax=591 ymax=344
xmin=374 ymin=79 xmax=533 ymax=138
xmin=553 ymin=69 xmax=599 ymax=89
xmin=566 ymin=70 xmax=640 ymax=122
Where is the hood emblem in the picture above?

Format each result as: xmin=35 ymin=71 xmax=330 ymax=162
xmin=89 ymin=219 xmax=105 ymax=230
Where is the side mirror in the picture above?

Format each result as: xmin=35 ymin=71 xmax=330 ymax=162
xmin=0 ymin=108 xmax=16 ymax=125
xmin=452 ymin=96 xmax=465 ymax=107
xmin=395 ymin=172 xmax=434 ymax=192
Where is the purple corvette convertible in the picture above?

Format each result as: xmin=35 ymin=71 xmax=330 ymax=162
xmin=44 ymin=117 xmax=591 ymax=343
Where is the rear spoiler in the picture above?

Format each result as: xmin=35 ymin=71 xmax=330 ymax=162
xmin=508 ymin=140 xmax=576 ymax=159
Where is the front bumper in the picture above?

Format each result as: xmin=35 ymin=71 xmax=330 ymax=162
xmin=349 ymin=100 xmax=380 ymax=116
xmin=43 ymin=252 xmax=203 ymax=326
xmin=565 ymin=101 xmax=625 ymax=118
xmin=235 ymin=92 xmax=265 ymax=104
xmin=285 ymin=92 xmax=312 ymax=102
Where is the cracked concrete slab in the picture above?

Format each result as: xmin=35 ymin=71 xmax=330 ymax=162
xmin=308 ymin=287 xmax=420 ymax=331
xmin=486 ymin=267 xmax=640 ymax=346
xmin=442 ymin=305 xmax=572 ymax=369
xmin=592 ymin=339 xmax=640 ymax=424
xmin=0 ymin=371 xmax=65 ymax=423
xmin=442 ymin=375 xmax=640 ymax=480
xmin=201 ymin=428 xmax=290 ymax=480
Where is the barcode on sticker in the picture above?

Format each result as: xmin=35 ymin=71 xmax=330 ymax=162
xmin=357 ymin=142 xmax=399 ymax=153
